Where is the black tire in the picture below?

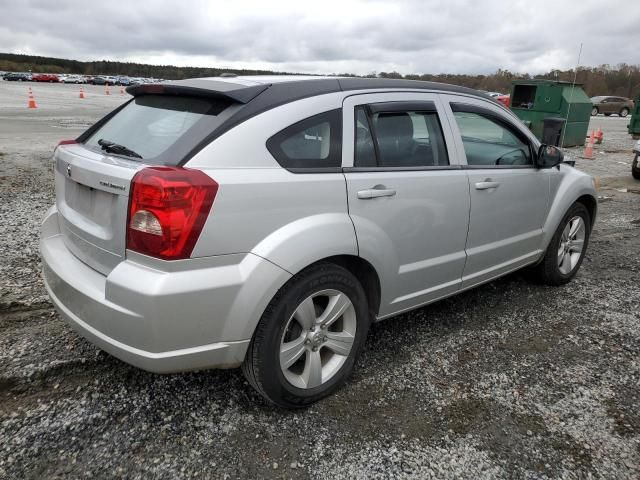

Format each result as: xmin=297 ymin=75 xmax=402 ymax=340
xmin=620 ymin=108 xmax=629 ymax=118
xmin=534 ymin=202 xmax=591 ymax=286
xmin=591 ymin=107 xmax=598 ymax=116
xmin=242 ymin=263 xmax=370 ymax=408
xmin=632 ymin=155 xmax=640 ymax=180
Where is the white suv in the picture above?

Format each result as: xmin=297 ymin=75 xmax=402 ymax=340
xmin=40 ymin=76 xmax=597 ymax=407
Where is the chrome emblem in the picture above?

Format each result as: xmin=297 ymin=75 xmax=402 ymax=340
xmin=66 ymin=164 xmax=72 ymax=177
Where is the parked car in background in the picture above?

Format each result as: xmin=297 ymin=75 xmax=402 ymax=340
xmin=495 ymin=94 xmax=510 ymax=108
xmin=63 ymin=75 xmax=87 ymax=84
xmin=90 ymin=76 xmax=108 ymax=85
xmin=41 ymin=76 xmax=597 ymax=407
xmin=116 ymin=76 xmax=131 ymax=86
xmin=590 ymin=96 xmax=634 ymax=117
xmin=32 ymin=73 xmax=60 ymax=83
xmin=4 ymin=72 xmax=31 ymax=81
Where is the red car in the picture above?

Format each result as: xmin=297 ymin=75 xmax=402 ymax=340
xmin=495 ymin=94 xmax=510 ymax=108
xmin=32 ymin=73 xmax=60 ymax=83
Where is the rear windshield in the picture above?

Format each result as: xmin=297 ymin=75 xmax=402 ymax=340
xmin=83 ymin=95 xmax=231 ymax=165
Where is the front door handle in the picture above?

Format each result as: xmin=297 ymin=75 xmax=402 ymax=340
xmin=357 ymin=185 xmax=397 ymax=199
xmin=474 ymin=180 xmax=500 ymax=190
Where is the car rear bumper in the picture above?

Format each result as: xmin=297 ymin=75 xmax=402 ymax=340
xmin=40 ymin=206 xmax=290 ymax=373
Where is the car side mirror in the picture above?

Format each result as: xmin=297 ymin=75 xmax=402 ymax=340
xmin=536 ymin=144 xmax=563 ymax=169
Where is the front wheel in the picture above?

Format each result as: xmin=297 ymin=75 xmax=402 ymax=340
xmin=632 ymin=155 xmax=640 ymax=180
xmin=534 ymin=203 xmax=591 ymax=286
xmin=242 ymin=263 xmax=370 ymax=408
xmin=620 ymin=108 xmax=629 ymax=118
xmin=591 ymin=107 xmax=598 ymax=116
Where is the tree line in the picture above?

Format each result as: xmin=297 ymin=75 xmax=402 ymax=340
xmin=1 ymin=53 xmax=638 ymax=98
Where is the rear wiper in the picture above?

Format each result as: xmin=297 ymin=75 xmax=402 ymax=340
xmin=97 ymin=139 xmax=143 ymax=159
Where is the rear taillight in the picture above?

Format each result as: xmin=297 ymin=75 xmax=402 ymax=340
xmin=126 ymin=167 xmax=218 ymax=260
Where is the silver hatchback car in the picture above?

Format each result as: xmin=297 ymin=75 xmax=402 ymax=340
xmin=41 ymin=76 xmax=597 ymax=407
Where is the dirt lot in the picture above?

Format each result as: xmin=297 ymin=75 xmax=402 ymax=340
xmin=1 ymin=81 xmax=639 ymax=479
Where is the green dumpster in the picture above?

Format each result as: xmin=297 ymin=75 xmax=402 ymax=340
xmin=509 ymin=80 xmax=592 ymax=147
xmin=627 ymin=94 xmax=640 ymax=138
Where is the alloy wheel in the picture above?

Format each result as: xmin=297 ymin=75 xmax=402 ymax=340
xmin=279 ymin=289 xmax=357 ymax=389
xmin=557 ymin=216 xmax=586 ymax=275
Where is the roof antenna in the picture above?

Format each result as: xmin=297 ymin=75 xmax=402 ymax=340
xmin=560 ymin=42 xmax=583 ymax=149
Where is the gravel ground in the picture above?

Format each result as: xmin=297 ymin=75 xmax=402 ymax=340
xmin=1 ymin=82 xmax=639 ymax=479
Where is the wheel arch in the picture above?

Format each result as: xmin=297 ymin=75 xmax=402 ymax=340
xmin=576 ymin=193 xmax=597 ymax=227
xmin=541 ymin=171 xmax=597 ymax=250
xmin=317 ymin=254 xmax=381 ymax=321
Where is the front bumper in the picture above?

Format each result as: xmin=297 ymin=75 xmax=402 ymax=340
xmin=40 ymin=206 xmax=290 ymax=373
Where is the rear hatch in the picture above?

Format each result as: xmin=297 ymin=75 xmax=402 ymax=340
xmin=53 ymin=86 xmax=259 ymax=274
xmin=55 ymin=146 xmax=138 ymax=274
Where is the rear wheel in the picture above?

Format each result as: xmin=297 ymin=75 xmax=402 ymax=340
xmin=620 ymin=108 xmax=630 ymax=118
xmin=242 ymin=263 xmax=369 ymax=408
xmin=632 ymin=155 xmax=640 ymax=180
xmin=534 ymin=203 xmax=591 ymax=286
xmin=591 ymin=107 xmax=598 ymax=116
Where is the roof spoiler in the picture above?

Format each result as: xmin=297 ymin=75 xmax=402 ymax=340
xmin=126 ymin=79 xmax=269 ymax=104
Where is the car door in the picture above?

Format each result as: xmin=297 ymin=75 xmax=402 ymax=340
xmin=441 ymin=95 xmax=552 ymax=289
xmin=342 ymin=92 xmax=470 ymax=318
xmin=604 ymin=97 xmax=618 ymax=114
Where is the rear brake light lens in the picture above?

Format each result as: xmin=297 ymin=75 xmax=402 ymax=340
xmin=126 ymin=167 xmax=218 ymax=260
xmin=56 ymin=139 xmax=78 ymax=148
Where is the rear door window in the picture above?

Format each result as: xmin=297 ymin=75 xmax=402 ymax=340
xmin=354 ymin=105 xmax=449 ymax=168
xmin=83 ymin=95 xmax=231 ymax=165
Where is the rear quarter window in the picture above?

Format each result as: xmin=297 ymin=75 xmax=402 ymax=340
xmin=266 ymin=109 xmax=342 ymax=171
xmin=82 ymin=95 xmax=231 ymax=166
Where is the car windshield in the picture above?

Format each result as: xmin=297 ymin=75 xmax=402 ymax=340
xmin=591 ymin=96 xmax=606 ymax=102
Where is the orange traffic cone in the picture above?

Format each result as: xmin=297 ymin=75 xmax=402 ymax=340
xmin=581 ymin=132 xmax=595 ymax=159
xmin=594 ymin=127 xmax=603 ymax=144
xmin=79 ymin=86 xmax=85 ymax=99
xmin=120 ymin=86 xmax=124 ymax=95
xmin=105 ymin=84 xmax=110 ymax=95
xmin=27 ymin=88 xmax=37 ymax=109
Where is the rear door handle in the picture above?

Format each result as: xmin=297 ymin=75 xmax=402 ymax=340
xmin=474 ymin=180 xmax=500 ymax=190
xmin=357 ymin=186 xmax=397 ymax=199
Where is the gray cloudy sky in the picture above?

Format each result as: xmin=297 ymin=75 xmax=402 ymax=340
xmin=1 ymin=0 xmax=638 ymax=75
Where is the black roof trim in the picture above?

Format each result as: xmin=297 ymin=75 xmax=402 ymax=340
xmin=126 ymin=79 xmax=269 ymax=104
